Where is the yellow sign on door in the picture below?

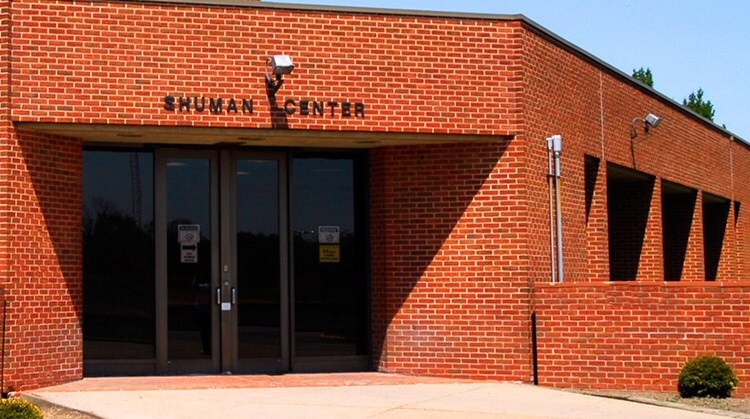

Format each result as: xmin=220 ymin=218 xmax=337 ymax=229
xmin=319 ymin=245 xmax=341 ymax=263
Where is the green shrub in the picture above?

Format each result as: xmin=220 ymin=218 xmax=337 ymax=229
xmin=0 ymin=398 xmax=44 ymax=418
xmin=678 ymin=355 xmax=739 ymax=398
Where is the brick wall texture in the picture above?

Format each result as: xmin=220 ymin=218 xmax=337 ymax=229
xmin=535 ymin=283 xmax=750 ymax=396
xmin=1 ymin=0 xmax=750 ymax=395
xmin=0 ymin=129 xmax=82 ymax=390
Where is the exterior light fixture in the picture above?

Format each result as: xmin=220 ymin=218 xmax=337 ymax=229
xmin=631 ymin=113 xmax=662 ymax=140
xmin=644 ymin=113 xmax=662 ymax=129
xmin=265 ymin=55 xmax=295 ymax=99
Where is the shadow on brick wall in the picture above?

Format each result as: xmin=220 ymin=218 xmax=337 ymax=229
xmin=8 ymin=129 xmax=82 ymax=390
xmin=370 ymin=140 xmax=526 ymax=378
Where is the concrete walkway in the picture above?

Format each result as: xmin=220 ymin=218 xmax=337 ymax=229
xmin=29 ymin=373 xmax=733 ymax=419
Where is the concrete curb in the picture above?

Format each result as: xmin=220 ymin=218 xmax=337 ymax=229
xmin=23 ymin=393 xmax=103 ymax=419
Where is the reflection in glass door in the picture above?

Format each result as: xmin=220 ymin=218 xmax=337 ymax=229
xmin=83 ymin=150 xmax=155 ymax=376
xmin=156 ymin=152 xmax=219 ymax=374
xmin=291 ymin=156 xmax=368 ymax=372
xmin=225 ymin=154 xmax=287 ymax=373
xmin=87 ymin=148 xmax=367 ymax=376
xmin=157 ymin=151 xmax=288 ymax=374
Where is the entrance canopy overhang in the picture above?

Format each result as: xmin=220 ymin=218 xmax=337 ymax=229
xmin=15 ymin=122 xmax=514 ymax=148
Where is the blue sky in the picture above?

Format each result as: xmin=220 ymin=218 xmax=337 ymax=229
xmin=272 ymin=0 xmax=750 ymax=140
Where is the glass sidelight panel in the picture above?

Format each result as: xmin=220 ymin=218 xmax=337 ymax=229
xmin=83 ymin=151 xmax=155 ymax=361
xmin=235 ymin=159 xmax=282 ymax=360
xmin=292 ymin=157 xmax=368 ymax=359
xmin=166 ymin=158 xmax=214 ymax=360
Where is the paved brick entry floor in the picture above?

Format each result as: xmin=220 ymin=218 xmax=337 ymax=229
xmin=36 ymin=373 xmax=477 ymax=392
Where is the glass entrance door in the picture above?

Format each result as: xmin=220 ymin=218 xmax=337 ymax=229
xmin=156 ymin=151 xmax=220 ymax=373
xmin=222 ymin=152 xmax=288 ymax=373
xmin=155 ymin=150 xmax=287 ymax=374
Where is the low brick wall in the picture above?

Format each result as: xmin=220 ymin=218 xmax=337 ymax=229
xmin=534 ymin=282 xmax=750 ymax=396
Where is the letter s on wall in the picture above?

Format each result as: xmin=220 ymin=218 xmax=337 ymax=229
xmin=164 ymin=96 xmax=175 ymax=111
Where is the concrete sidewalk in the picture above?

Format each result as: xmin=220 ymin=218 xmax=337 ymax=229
xmin=28 ymin=373 xmax=735 ymax=419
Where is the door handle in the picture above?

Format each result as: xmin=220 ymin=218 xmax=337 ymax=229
xmin=216 ymin=287 xmax=221 ymax=305
xmin=231 ymin=288 xmax=237 ymax=305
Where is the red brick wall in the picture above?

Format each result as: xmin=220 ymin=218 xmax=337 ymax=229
xmin=522 ymin=23 xmax=750 ymax=397
xmin=10 ymin=0 xmax=523 ymax=136
xmin=535 ymin=283 xmax=750 ymax=396
xmin=5 ymin=0 xmax=529 ymax=389
xmin=585 ymin=157 xmax=610 ymax=281
xmin=521 ymin=25 xmax=750 ymax=284
xmin=520 ymin=24 xmax=605 ymax=284
xmin=0 ymin=129 xmax=82 ymax=391
xmin=370 ymin=141 xmax=533 ymax=381
xmin=2 ymin=0 xmax=750 ymax=395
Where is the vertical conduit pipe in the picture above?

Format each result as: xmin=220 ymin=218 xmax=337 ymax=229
xmin=547 ymin=143 xmax=557 ymax=283
xmin=546 ymin=135 xmax=564 ymax=283
xmin=554 ymin=170 xmax=564 ymax=282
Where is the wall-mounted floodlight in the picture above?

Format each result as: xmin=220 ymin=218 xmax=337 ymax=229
xmin=265 ymin=55 xmax=295 ymax=99
xmin=644 ymin=113 xmax=661 ymax=129
xmin=631 ymin=113 xmax=663 ymax=140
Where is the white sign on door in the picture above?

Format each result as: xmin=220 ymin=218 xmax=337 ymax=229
xmin=180 ymin=244 xmax=198 ymax=263
xmin=178 ymin=224 xmax=200 ymax=263
xmin=178 ymin=224 xmax=200 ymax=244
xmin=318 ymin=226 xmax=340 ymax=244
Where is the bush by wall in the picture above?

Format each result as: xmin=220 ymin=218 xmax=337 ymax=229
xmin=678 ymin=355 xmax=739 ymax=398
xmin=0 ymin=398 xmax=44 ymax=419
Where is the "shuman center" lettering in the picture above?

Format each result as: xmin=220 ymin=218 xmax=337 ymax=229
xmin=164 ymin=96 xmax=365 ymax=118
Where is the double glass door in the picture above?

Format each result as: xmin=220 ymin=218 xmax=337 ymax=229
xmin=157 ymin=150 xmax=286 ymax=373
xmin=155 ymin=149 xmax=367 ymax=374
xmin=82 ymin=148 xmax=367 ymax=375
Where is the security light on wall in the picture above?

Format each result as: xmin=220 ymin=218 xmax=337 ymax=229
xmin=631 ymin=113 xmax=663 ymax=140
xmin=644 ymin=113 xmax=661 ymax=129
xmin=265 ymin=55 xmax=295 ymax=99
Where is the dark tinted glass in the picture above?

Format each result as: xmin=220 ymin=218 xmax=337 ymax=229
xmin=236 ymin=160 xmax=281 ymax=359
xmin=83 ymin=151 xmax=155 ymax=360
xmin=166 ymin=158 xmax=213 ymax=360
xmin=292 ymin=157 xmax=368 ymax=357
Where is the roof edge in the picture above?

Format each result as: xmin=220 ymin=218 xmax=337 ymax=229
xmin=517 ymin=16 xmax=747 ymax=145
xmin=123 ymin=0 xmax=525 ymax=21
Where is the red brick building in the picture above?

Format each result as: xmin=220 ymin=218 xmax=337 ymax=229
xmin=1 ymin=0 xmax=748 ymax=395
